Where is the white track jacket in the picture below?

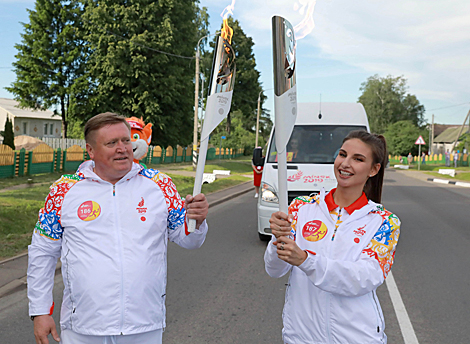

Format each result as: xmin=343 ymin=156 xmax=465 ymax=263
xmin=265 ymin=189 xmax=400 ymax=344
xmin=27 ymin=161 xmax=208 ymax=335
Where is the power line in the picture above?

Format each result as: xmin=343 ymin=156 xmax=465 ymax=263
xmin=427 ymin=102 xmax=469 ymax=111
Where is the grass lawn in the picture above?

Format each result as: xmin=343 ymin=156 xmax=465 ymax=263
xmin=424 ymin=171 xmax=470 ymax=182
xmin=0 ymin=161 xmax=251 ymax=260
xmin=406 ymin=164 xmax=470 ymax=172
xmin=177 ymin=159 xmax=253 ymax=174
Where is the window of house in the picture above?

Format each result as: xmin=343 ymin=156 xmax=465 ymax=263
xmin=50 ymin=123 xmax=54 ymax=135
xmin=23 ymin=122 xmax=27 ymax=135
xmin=44 ymin=123 xmax=48 ymax=136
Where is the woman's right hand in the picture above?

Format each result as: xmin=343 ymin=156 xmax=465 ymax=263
xmin=269 ymin=211 xmax=293 ymax=239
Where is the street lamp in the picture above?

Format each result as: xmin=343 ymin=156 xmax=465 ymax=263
xmin=193 ymin=32 xmax=219 ymax=170
xmin=255 ymin=88 xmax=273 ymax=148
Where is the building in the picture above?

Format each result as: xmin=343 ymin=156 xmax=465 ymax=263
xmin=0 ymin=98 xmax=62 ymax=139
xmin=432 ymin=125 xmax=469 ymax=154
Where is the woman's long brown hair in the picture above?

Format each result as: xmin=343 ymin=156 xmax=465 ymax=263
xmin=342 ymin=130 xmax=388 ymax=203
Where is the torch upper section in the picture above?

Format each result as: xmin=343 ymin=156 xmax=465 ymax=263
xmin=272 ymin=16 xmax=297 ymax=97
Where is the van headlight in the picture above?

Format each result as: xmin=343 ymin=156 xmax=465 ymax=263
xmin=261 ymin=182 xmax=278 ymax=203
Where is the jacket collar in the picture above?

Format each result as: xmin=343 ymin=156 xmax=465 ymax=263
xmin=77 ymin=160 xmax=143 ymax=184
xmin=324 ymin=188 xmax=369 ymax=215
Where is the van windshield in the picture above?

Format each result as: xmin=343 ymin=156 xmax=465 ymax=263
xmin=267 ymin=125 xmax=367 ymax=164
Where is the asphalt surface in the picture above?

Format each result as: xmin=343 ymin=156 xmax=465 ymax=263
xmin=1 ymin=170 xmax=470 ymax=343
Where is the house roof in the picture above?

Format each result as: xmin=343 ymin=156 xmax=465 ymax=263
xmin=434 ymin=127 xmax=469 ymax=143
xmin=0 ymin=98 xmax=61 ymax=121
xmin=432 ymin=124 xmax=460 ymax=138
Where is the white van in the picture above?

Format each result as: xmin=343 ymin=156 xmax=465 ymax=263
xmin=257 ymin=102 xmax=370 ymax=240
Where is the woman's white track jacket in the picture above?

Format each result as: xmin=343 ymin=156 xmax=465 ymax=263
xmin=27 ymin=161 xmax=208 ymax=336
xmin=265 ymin=189 xmax=400 ymax=344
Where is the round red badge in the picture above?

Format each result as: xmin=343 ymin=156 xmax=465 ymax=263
xmin=77 ymin=201 xmax=101 ymax=221
xmin=302 ymin=220 xmax=328 ymax=242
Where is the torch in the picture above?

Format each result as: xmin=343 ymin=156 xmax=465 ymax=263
xmin=188 ymin=21 xmax=236 ymax=232
xmin=272 ymin=16 xmax=297 ymax=213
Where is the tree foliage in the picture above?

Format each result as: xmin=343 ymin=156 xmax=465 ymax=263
xmin=383 ymin=120 xmax=429 ymax=156
xmin=358 ymin=75 xmax=425 ymax=134
xmin=2 ymin=116 xmax=15 ymax=150
xmin=6 ymin=0 xmax=88 ymax=138
xmin=82 ymin=0 xmax=209 ymax=148
xmin=202 ymin=18 xmax=271 ymax=140
xmin=209 ymin=110 xmax=265 ymax=155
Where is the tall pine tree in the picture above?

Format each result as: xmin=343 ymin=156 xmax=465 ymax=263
xmin=3 ymin=116 xmax=15 ymax=150
xmin=6 ymin=0 xmax=89 ymax=138
xmin=83 ymin=0 xmax=209 ymax=148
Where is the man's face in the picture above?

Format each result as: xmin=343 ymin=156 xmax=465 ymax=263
xmin=86 ymin=123 xmax=133 ymax=184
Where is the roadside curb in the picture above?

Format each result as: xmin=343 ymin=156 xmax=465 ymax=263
xmin=0 ymin=181 xmax=254 ymax=299
xmin=426 ymin=178 xmax=470 ymax=188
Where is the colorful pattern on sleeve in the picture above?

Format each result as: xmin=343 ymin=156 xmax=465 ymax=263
xmin=288 ymin=195 xmax=319 ymax=239
xmin=362 ymin=206 xmax=401 ymax=279
xmin=139 ymin=169 xmax=186 ymax=233
xmin=35 ymin=174 xmax=83 ymax=240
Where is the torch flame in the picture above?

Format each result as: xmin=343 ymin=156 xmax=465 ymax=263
xmin=293 ymin=0 xmax=317 ymax=40
xmin=220 ymin=0 xmax=236 ymax=45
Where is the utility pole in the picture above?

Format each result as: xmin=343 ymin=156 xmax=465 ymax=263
xmin=431 ymin=114 xmax=434 ymax=156
xmin=450 ymin=108 xmax=470 ymax=153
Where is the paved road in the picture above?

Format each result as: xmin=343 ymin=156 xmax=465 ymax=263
xmin=1 ymin=169 xmax=469 ymax=343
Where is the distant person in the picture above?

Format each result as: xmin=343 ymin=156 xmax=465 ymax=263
xmin=454 ymin=150 xmax=459 ymax=168
xmin=252 ymin=147 xmax=265 ymax=198
xmin=422 ymin=151 xmax=426 ymax=165
xmin=265 ymin=131 xmax=400 ymax=344
xmin=287 ymin=136 xmax=304 ymax=162
xmin=407 ymin=152 xmax=413 ymax=165
xmin=445 ymin=150 xmax=450 ymax=167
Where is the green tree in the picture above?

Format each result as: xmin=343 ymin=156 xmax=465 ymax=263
xmin=6 ymin=0 xmax=89 ymax=138
xmin=456 ymin=133 xmax=470 ymax=153
xmin=209 ymin=110 xmax=266 ymax=155
xmin=383 ymin=120 xmax=429 ymax=156
xmin=2 ymin=116 xmax=15 ymax=150
xmin=202 ymin=18 xmax=271 ymax=138
xmin=83 ymin=0 xmax=209 ymax=148
xmin=358 ymin=75 xmax=425 ymax=134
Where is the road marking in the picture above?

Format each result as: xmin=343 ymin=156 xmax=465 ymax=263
xmin=386 ymin=271 xmax=420 ymax=344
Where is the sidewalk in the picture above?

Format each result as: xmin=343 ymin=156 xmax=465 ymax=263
xmin=393 ymin=168 xmax=470 ymax=187
xmin=0 ymin=181 xmax=254 ymax=299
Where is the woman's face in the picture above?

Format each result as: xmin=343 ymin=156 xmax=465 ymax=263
xmin=334 ymin=138 xmax=380 ymax=190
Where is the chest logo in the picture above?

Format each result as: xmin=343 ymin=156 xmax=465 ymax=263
xmin=302 ymin=220 xmax=328 ymax=242
xmin=136 ymin=197 xmax=147 ymax=214
xmin=78 ymin=201 xmax=101 ymax=221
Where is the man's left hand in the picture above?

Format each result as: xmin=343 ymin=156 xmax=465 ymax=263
xmin=185 ymin=194 xmax=209 ymax=229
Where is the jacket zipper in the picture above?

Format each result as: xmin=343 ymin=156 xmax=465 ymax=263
xmin=372 ymin=291 xmax=385 ymax=342
xmin=325 ymin=293 xmax=332 ymax=344
xmin=113 ymin=184 xmax=126 ymax=334
xmin=64 ymin=246 xmax=76 ymax=328
xmin=331 ymin=208 xmax=342 ymax=241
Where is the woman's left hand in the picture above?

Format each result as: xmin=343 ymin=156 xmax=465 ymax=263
xmin=273 ymin=236 xmax=308 ymax=266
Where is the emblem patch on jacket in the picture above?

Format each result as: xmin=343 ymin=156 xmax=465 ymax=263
xmin=77 ymin=201 xmax=101 ymax=221
xmin=302 ymin=220 xmax=328 ymax=242
xmin=137 ymin=197 xmax=148 ymax=221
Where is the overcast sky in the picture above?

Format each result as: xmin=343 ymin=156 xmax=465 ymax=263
xmin=1 ymin=0 xmax=469 ymax=125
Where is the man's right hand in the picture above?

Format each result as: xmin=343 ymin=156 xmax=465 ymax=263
xmin=34 ymin=315 xmax=60 ymax=344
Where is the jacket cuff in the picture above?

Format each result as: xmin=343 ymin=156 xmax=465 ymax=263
xmin=297 ymin=251 xmax=316 ymax=274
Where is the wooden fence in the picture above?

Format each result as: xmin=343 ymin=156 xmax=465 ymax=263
xmin=389 ymin=153 xmax=469 ymax=166
xmin=0 ymin=144 xmax=245 ymax=179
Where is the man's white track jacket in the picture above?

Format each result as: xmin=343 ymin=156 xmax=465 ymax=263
xmin=27 ymin=161 xmax=208 ymax=335
xmin=265 ymin=189 xmax=400 ymax=344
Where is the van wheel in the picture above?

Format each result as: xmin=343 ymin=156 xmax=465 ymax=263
xmin=259 ymin=233 xmax=271 ymax=241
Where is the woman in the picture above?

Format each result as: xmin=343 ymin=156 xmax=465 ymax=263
xmin=252 ymin=147 xmax=265 ymax=198
xmin=265 ymin=131 xmax=400 ymax=344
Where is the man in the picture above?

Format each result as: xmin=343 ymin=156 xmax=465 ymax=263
xmin=28 ymin=113 xmax=209 ymax=344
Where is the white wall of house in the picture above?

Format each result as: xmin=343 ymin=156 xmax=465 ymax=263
xmin=12 ymin=117 xmax=62 ymax=137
